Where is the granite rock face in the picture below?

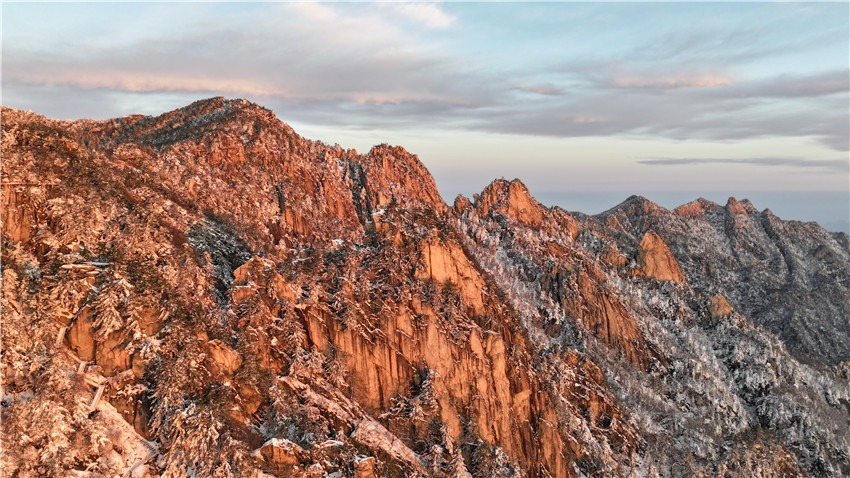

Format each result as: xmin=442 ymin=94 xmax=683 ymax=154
xmin=2 ymin=99 xmax=848 ymax=477
xmin=637 ymin=231 xmax=686 ymax=284
xmin=456 ymin=184 xmax=849 ymax=476
xmin=600 ymin=195 xmax=850 ymax=366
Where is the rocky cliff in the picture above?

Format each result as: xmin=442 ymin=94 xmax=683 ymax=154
xmin=455 ymin=184 xmax=850 ymax=476
xmin=2 ymin=98 xmax=848 ymax=478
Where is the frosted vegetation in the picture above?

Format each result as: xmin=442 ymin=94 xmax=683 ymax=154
xmin=2 ymin=100 xmax=847 ymax=477
xmin=455 ymin=196 xmax=850 ymax=476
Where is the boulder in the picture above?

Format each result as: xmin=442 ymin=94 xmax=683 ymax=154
xmin=354 ymin=456 xmax=377 ymax=478
xmin=259 ymin=438 xmax=304 ymax=466
xmin=707 ymin=294 xmax=734 ymax=325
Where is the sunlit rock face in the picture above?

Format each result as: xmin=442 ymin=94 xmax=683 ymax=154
xmin=2 ymin=98 xmax=848 ymax=477
xmin=637 ymin=231 xmax=686 ymax=284
xmin=474 ymin=178 xmax=545 ymax=227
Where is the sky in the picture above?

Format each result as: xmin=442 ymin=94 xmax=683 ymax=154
xmin=2 ymin=2 xmax=848 ymax=230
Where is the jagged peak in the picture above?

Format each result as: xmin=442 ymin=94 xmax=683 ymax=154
xmin=725 ymin=196 xmax=757 ymax=215
xmin=478 ymin=177 xmax=525 ymax=192
xmin=367 ymin=143 xmax=417 ymax=158
xmin=738 ymin=198 xmax=756 ymax=213
xmin=473 ymin=178 xmax=544 ymax=226
xmin=353 ymin=142 xmax=446 ymax=214
xmin=474 ymin=178 xmax=533 ymax=201
xmin=452 ymin=194 xmax=473 ymax=215
xmin=363 ymin=143 xmax=434 ymax=181
xmin=760 ymin=207 xmax=803 ymax=229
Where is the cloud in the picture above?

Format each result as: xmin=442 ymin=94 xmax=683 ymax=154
xmin=3 ymin=2 xmax=846 ymax=155
xmin=715 ymin=70 xmax=849 ymax=99
xmin=3 ymin=3 xmax=484 ymax=112
xmin=621 ymin=14 xmax=845 ymax=69
xmin=389 ymin=3 xmax=455 ymax=29
xmin=637 ymin=157 xmax=849 ymax=172
xmin=610 ymin=73 xmax=732 ymax=89
xmin=515 ymin=84 xmax=562 ymax=95
xmin=4 ymin=66 xmax=284 ymax=97
xmin=624 ymin=27 xmax=789 ymax=66
xmin=470 ymin=69 xmax=848 ymax=151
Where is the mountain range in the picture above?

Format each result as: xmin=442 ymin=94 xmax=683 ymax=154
xmin=2 ymin=97 xmax=848 ymax=477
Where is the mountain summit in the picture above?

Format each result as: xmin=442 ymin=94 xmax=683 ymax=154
xmin=2 ymin=99 xmax=848 ymax=477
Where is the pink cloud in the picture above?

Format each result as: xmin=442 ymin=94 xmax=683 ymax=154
xmin=612 ymin=74 xmax=733 ymax=89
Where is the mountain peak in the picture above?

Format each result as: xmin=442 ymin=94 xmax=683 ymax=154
xmin=599 ymin=194 xmax=664 ymax=218
xmin=360 ymin=143 xmax=446 ymax=214
xmin=673 ymin=197 xmax=719 ymax=217
xmin=99 ymin=96 xmax=290 ymax=150
xmin=474 ymin=178 xmax=544 ymax=226
xmin=175 ymin=96 xmax=276 ymax=119
xmin=726 ymin=196 xmax=757 ymax=215
xmin=452 ymin=194 xmax=473 ymax=215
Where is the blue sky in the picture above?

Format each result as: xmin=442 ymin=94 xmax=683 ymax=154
xmin=2 ymin=2 xmax=848 ymax=228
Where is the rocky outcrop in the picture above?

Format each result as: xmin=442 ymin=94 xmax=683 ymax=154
xmin=360 ymin=144 xmax=446 ymax=215
xmin=637 ymin=231 xmax=686 ymax=283
xmin=673 ymin=198 xmax=719 ymax=218
xmin=599 ymin=195 xmax=667 ymax=234
xmin=452 ymin=194 xmax=472 ymax=215
xmin=543 ymin=261 xmax=660 ymax=369
xmin=416 ymin=236 xmax=486 ymax=313
xmin=475 ymin=179 xmax=544 ymax=226
xmin=67 ymin=305 xmax=96 ymax=360
xmin=708 ymin=294 xmax=734 ymax=319
xmin=599 ymin=193 xmax=850 ymax=366
xmin=258 ymin=438 xmax=305 ymax=467
xmin=206 ymin=339 xmax=243 ymax=376
xmin=1 ymin=187 xmax=40 ymax=243
xmin=461 ymin=182 xmax=850 ymax=476
xmin=233 ymin=252 xmax=578 ymax=478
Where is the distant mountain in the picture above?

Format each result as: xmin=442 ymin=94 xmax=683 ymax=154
xmin=2 ymin=98 xmax=848 ymax=477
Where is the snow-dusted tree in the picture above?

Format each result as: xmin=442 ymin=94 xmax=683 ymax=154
xmin=92 ymin=277 xmax=133 ymax=338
